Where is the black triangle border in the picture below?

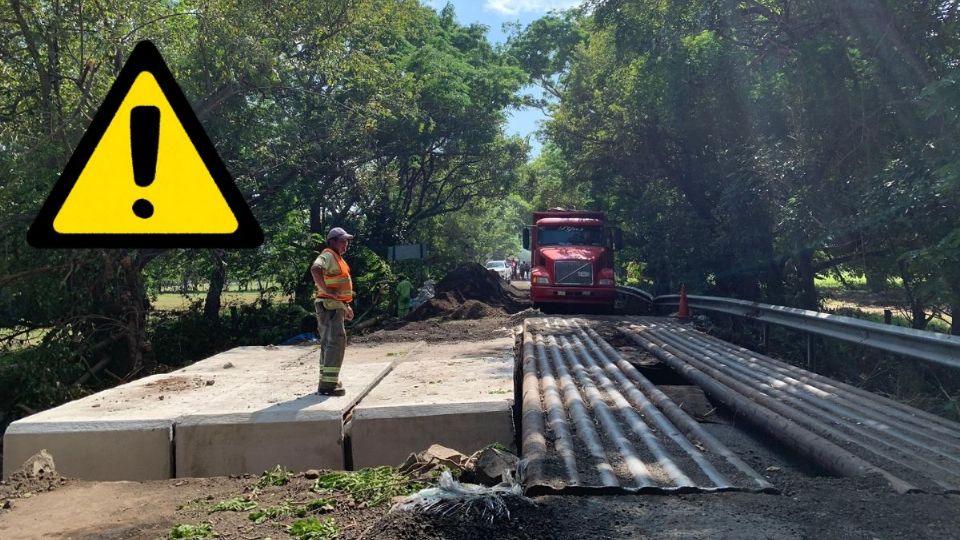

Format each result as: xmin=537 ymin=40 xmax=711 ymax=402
xmin=27 ymin=40 xmax=264 ymax=248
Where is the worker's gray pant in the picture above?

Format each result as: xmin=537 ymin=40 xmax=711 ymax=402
xmin=315 ymin=302 xmax=346 ymax=391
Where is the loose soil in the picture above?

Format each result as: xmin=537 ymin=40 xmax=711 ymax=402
xmin=355 ymin=317 xmax=515 ymax=344
xmin=3 ymin=462 xmax=958 ymax=539
xmin=3 ymin=314 xmax=959 ymax=539
xmin=355 ymin=263 xmax=535 ymax=343
xmin=406 ymin=263 xmax=528 ymax=322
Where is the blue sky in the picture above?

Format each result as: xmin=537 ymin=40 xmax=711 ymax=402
xmin=422 ymin=0 xmax=582 ymax=156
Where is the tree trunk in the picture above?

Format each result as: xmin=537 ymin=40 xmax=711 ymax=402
xmin=950 ymin=302 xmax=959 ymax=336
xmin=296 ymin=203 xmax=326 ymax=307
xmin=796 ymin=249 xmax=819 ymax=311
xmin=122 ymin=255 xmax=148 ymax=374
xmin=94 ymin=251 xmax=152 ymax=378
xmin=897 ymin=260 xmax=928 ymax=330
xmin=310 ymin=200 xmax=325 ymax=237
xmin=295 ymin=268 xmax=315 ymax=308
xmin=765 ymin=260 xmax=786 ymax=306
xmin=204 ymin=250 xmax=226 ymax=322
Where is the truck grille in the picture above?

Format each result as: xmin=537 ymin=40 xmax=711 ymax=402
xmin=554 ymin=260 xmax=593 ymax=285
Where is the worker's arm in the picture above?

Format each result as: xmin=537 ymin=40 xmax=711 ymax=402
xmin=310 ymin=258 xmax=326 ymax=291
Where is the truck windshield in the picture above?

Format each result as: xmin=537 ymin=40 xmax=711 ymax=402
xmin=539 ymin=227 xmax=604 ymax=246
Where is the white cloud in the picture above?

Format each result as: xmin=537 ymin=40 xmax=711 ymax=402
xmin=484 ymin=0 xmax=582 ymax=16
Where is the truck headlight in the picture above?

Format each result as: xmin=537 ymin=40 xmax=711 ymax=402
xmin=534 ymin=277 xmax=550 ymax=284
xmin=598 ymin=278 xmax=614 ymax=286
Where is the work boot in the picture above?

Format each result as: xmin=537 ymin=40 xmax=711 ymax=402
xmin=317 ymin=384 xmax=345 ymax=396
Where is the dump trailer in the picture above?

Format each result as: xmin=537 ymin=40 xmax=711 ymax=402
xmin=523 ymin=210 xmax=623 ymax=310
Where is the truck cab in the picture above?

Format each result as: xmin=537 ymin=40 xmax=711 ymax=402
xmin=523 ymin=210 xmax=622 ymax=310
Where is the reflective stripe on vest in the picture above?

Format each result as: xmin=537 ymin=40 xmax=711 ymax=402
xmin=317 ymin=248 xmax=353 ymax=303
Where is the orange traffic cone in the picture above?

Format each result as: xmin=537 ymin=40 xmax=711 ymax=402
xmin=678 ymin=284 xmax=689 ymax=320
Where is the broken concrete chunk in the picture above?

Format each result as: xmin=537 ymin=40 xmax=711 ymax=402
xmin=467 ymin=447 xmax=519 ymax=486
xmin=21 ymin=449 xmax=57 ymax=478
xmin=426 ymin=444 xmax=469 ymax=468
xmin=399 ymin=444 xmax=471 ymax=481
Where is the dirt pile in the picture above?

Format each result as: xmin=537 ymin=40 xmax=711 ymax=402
xmin=410 ymin=292 xmax=507 ymax=321
xmin=0 ymin=450 xmax=68 ymax=509
xmin=407 ymin=263 xmax=528 ymax=322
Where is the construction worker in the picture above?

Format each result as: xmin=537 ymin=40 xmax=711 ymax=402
xmin=310 ymin=227 xmax=355 ymax=396
xmin=396 ymin=274 xmax=412 ymax=318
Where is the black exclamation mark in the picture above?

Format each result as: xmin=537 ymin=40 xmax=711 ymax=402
xmin=131 ymin=106 xmax=160 ymax=219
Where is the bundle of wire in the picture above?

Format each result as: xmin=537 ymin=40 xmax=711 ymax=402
xmin=392 ymin=468 xmax=530 ymax=524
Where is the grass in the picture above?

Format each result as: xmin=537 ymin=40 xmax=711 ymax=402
xmin=815 ymin=271 xmax=903 ymax=290
xmin=168 ymin=522 xmax=214 ymax=539
xmin=312 ymin=466 xmax=422 ymax=507
xmin=288 ymin=517 xmax=339 ymax=540
xmin=151 ymin=291 xmax=285 ymax=311
xmin=830 ymin=306 xmax=952 ymax=334
xmin=0 ymin=326 xmax=51 ymax=351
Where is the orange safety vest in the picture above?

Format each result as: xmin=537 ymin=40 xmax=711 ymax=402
xmin=316 ymin=248 xmax=353 ymax=303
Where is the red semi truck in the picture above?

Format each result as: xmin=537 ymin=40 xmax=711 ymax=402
xmin=522 ymin=210 xmax=623 ymax=310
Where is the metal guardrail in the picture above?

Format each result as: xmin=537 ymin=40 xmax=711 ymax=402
xmin=617 ymin=288 xmax=960 ymax=369
xmin=616 ymin=285 xmax=654 ymax=304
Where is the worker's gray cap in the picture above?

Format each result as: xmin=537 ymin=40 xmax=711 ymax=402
xmin=326 ymin=227 xmax=355 ymax=241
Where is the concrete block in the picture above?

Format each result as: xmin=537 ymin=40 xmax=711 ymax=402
xmin=1 ymin=346 xmax=316 ymax=480
xmin=351 ymin=354 xmax=515 ymax=469
xmin=3 ymin=420 xmax=172 ymax=481
xmin=175 ymin=361 xmax=392 ymax=477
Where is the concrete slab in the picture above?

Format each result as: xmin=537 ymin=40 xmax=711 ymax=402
xmin=350 ymin=339 xmax=515 ymax=469
xmin=3 ymin=346 xmax=315 ymax=480
xmin=342 ymin=340 xmax=425 ymax=365
xmin=175 ymin=361 xmax=392 ymax=477
xmin=3 ymin=421 xmax=173 ymax=482
xmin=3 ymin=336 xmax=518 ymax=480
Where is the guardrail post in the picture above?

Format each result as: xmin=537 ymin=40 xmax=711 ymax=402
xmin=761 ymin=322 xmax=769 ymax=351
xmin=806 ymin=333 xmax=813 ymax=369
xmin=884 ymin=309 xmax=892 ymax=325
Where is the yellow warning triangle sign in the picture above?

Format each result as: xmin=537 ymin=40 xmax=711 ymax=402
xmin=28 ymin=41 xmax=262 ymax=248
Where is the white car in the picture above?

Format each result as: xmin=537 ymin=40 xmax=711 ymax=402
xmin=485 ymin=260 xmax=511 ymax=281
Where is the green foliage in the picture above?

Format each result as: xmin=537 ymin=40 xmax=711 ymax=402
xmin=150 ymin=302 xmax=311 ymax=365
xmin=248 ymin=502 xmax=298 ymax=524
xmin=0 ymin=0 xmax=531 ymax=426
xmin=815 ymin=272 xmax=868 ymax=291
xmin=417 ymin=194 xmax=528 ymax=274
xmin=312 ymin=466 xmax=422 ymax=507
xmin=287 ymin=517 xmax=339 ymax=540
xmin=248 ymin=498 xmax=335 ymax=525
xmin=208 ymin=497 xmax=257 ymax=513
xmin=168 ymin=522 xmax=215 ymax=539
xmin=304 ymin=498 xmax=337 ymax=512
xmin=0 ymin=336 xmax=87 ymax=421
xmin=623 ymin=261 xmax=649 ymax=287
xmin=256 ymin=465 xmax=293 ymax=488
xmin=511 ymin=0 xmax=960 ymax=324
xmin=347 ymin=246 xmax=394 ymax=320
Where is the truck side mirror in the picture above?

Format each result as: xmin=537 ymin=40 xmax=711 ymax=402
xmin=522 ymin=228 xmax=530 ymax=250
xmin=613 ymin=228 xmax=623 ymax=250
